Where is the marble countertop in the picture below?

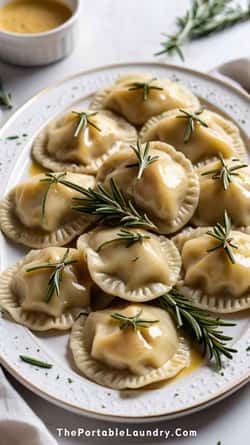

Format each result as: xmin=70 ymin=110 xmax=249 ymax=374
xmin=0 ymin=1 xmax=249 ymax=444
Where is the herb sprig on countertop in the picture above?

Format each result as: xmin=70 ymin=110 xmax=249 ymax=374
xmin=96 ymin=228 xmax=151 ymax=252
xmin=159 ymin=288 xmax=237 ymax=369
xmin=128 ymin=77 xmax=163 ymax=100
xmin=60 ymin=177 xmax=157 ymax=230
xmin=72 ymin=111 xmax=101 ymax=137
xmin=176 ymin=107 xmax=208 ymax=143
xmin=156 ymin=0 xmax=250 ymax=60
xmin=201 ymin=154 xmax=248 ymax=190
xmin=206 ymin=210 xmax=238 ymax=264
xmin=26 ymin=248 xmax=77 ymax=303
xmin=0 ymin=78 xmax=12 ymax=109
xmin=127 ymin=141 xmax=160 ymax=179
xmin=111 ymin=309 xmax=159 ymax=331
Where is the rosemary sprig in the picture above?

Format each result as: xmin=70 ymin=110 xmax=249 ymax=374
xmin=111 ymin=309 xmax=159 ymax=331
xmin=176 ymin=107 xmax=208 ymax=143
xmin=96 ymin=228 xmax=151 ymax=252
xmin=206 ymin=210 xmax=238 ymax=264
xmin=128 ymin=77 xmax=163 ymax=100
xmin=156 ymin=0 xmax=250 ymax=59
xmin=60 ymin=177 xmax=157 ymax=230
xmin=72 ymin=111 xmax=101 ymax=137
xmin=159 ymin=288 xmax=237 ymax=369
xmin=201 ymin=154 xmax=248 ymax=190
xmin=40 ymin=172 xmax=67 ymax=224
xmin=19 ymin=355 xmax=53 ymax=369
xmin=0 ymin=78 xmax=12 ymax=109
xmin=127 ymin=141 xmax=160 ymax=179
xmin=26 ymin=248 xmax=78 ymax=303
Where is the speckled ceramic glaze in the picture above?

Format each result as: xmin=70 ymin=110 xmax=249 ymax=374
xmin=0 ymin=63 xmax=249 ymax=422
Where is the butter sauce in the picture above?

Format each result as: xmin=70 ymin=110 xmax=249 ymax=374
xmin=0 ymin=0 xmax=72 ymax=34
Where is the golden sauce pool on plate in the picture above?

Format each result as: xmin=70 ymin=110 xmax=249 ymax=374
xmin=0 ymin=0 xmax=72 ymax=34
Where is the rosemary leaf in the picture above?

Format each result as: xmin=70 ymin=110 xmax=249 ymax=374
xmin=206 ymin=210 xmax=238 ymax=264
xmin=96 ymin=228 xmax=151 ymax=252
xmin=158 ymin=288 xmax=237 ymax=369
xmin=201 ymin=154 xmax=248 ymax=190
xmin=128 ymin=77 xmax=163 ymax=100
xmin=176 ymin=107 xmax=208 ymax=143
xmin=128 ymin=140 xmax=160 ymax=179
xmin=26 ymin=248 xmax=78 ymax=303
xmin=40 ymin=172 xmax=67 ymax=225
xmin=61 ymin=178 xmax=157 ymax=230
xmin=19 ymin=355 xmax=53 ymax=369
xmin=111 ymin=309 xmax=159 ymax=331
xmin=0 ymin=78 xmax=12 ymax=109
xmin=72 ymin=111 xmax=100 ymax=137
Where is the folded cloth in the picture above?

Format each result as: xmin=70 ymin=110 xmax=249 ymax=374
xmin=210 ymin=57 xmax=250 ymax=93
xmin=0 ymin=367 xmax=57 ymax=445
xmin=0 ymin=56 xmax=249 ymax=445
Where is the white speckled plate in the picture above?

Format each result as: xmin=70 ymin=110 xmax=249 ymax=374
xmin=0 ymin=63 xmax=249 ymax=422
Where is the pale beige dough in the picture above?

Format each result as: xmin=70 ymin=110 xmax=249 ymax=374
xmin=0 ymin=248 xmax=92 ymax=330
xmin=97 ymin=141 xmax=200 ymax=234
xmin=0 ymin=172 xmax=95 ymax=248
xmin=70 ymin=304 xmax=190 ymax=389
xmin=140 ymin=109 xmax=246 ymax=164
xmin=77 ymin=226 xmax=181 ymax=302
xmin=32 ymin=109 xmax=137 ymax=174
xmin=173 ymin=227 xmax=250 ymax=312
xmin=91 ymin=73 xmax=200 ymax=125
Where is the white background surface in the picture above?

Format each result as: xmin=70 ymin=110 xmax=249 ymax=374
xmin=0 ymin=0 xmax=249 ymax=444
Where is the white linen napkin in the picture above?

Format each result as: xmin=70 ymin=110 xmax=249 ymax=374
xmin=0 ymin=367 xmax=57 ymax=445
xmin=0 ymin=56 xmax=249 ymax=445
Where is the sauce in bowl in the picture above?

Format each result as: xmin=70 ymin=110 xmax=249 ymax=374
xmin=0 ymin=0 xmax=72 ymax=34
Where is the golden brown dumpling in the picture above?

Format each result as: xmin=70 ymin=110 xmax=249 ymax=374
xmin=173 ymin=227 xmax=250 ymax=313
xmin=70 ymin=304 xmax=190 ymax=388
xmin=140 ymin=109 xmax=246 ymax=164
xmin=193 ymin=157 xmax=250 ymax=226
xmin=0 ymin=247 xmax=91 ymax=330
xmin=91 ymin=73 xmax=200 ymax=125
xmin=32 ymin=109 xmax=137 ymax=174
xmin=0 ymin=172 xmax=95 ymax=248
xmin=97 ymin=141 xmax=200 ymax=234
xmin=77 ymin=226 xmax=181 ymax=302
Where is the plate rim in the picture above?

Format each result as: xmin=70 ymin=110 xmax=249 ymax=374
xmin=0 ymin=61 xmax=249 ymax=422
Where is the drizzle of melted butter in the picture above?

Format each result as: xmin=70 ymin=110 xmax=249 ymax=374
xmin=146 ymin=340 xmax=204 ymax=390
xmin=29 ymin=161 xmax=47 ymax=176
xmin=171 ymin=343 xmax=205 ymax=382
xmin=0 ymin=0 xmax=72 ymax=35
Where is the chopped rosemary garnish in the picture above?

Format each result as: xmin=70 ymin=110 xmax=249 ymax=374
xmin=206 ymin=210 xmax=238 ymax=264
xmin=26 ymin=248 xmax=78 ymax=303
xmin=96 ymin=228 xmax=151 ymax=252
xmin=40 ymin=172 xmax=67 ymax=224
xmin=0 ymin=78 xmax=12 ymax=109
xmin=159 ymin=288 xmax=237 ymax=370
xmin=111 ymin=309 xmax=159 ymax=331
xmin=176 ymin=107 xmax=208 ymax=143
xmin=201 ymin=154 xmax=248 ymax=190
xmin=19 ymin=355 xmax=53 ymax=369
xmin=72 ymin=111 xmax=101 ymax=137
xmin=127 ymin=141 xmax=160 ymax=180
xmin=128 ymin=77 xmax=163 ymax=101
xmin=61 ymin=177 xmax=156 ymax=230
xmin=156 ymin=0 xmax=250 ymax=60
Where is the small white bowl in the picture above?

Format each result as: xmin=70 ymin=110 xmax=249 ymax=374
xmin=0 ymin=0 xmax=80 ymax=66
